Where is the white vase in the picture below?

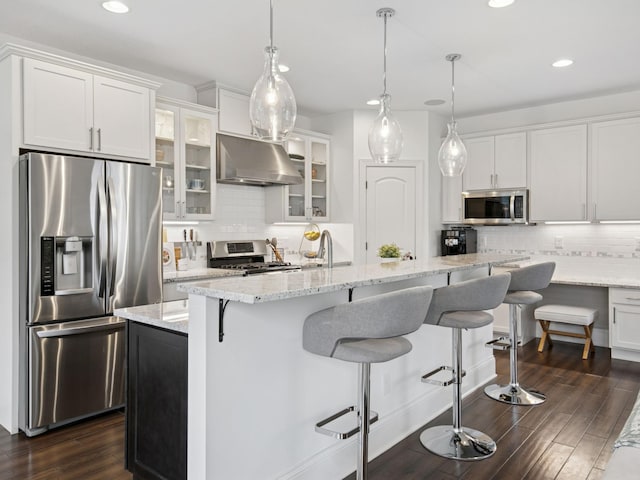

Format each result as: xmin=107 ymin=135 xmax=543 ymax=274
xmin=380 ymin=257 xmax=400 ymax=263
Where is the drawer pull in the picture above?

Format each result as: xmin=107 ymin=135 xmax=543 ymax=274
xmin=625 ymin=297 xmax=640 ymax=301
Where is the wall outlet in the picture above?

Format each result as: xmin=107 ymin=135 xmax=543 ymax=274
xmin=554 ymin=236 xmax=563 ymax=249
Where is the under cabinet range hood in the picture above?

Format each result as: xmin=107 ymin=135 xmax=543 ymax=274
xmin=216 ymin=133 xmax=304 ymax=186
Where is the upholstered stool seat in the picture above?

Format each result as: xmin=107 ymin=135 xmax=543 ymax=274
xmin=534 ymin=304 xmax=598 ymax=359
xmin=419 ymin=273 xmax=511 ymax=461
xmin=303 ymin=286 xmax=433 ymax=480
xmin=484 ymin=262 xmax=556 ymax=406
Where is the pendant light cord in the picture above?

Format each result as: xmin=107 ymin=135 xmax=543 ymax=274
xmin=450 ymin=58 xmax=455 ymax=123
xmin=269 ymin=0 xmax=274 ymax=50
xmin=383 ymin=12 xmax=388 ymax=95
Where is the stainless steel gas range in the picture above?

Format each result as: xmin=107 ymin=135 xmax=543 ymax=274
xmin=207 ymin=240 xmax=301 ymax=275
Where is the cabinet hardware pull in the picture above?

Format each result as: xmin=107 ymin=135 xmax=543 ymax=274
xmin=494 ymin=173 xmax=498 ymax=188
xmin=613 ymin=306 xmax=616 ymax=324
xmin=97 ymin=128 xmax=102 ymax=151
xmin=182 ymin=201 xmax=186 ymax=218
xmin=490 ymin=174 xmax=494 ymax=188
xmin=593 ymin=203 xmax=597 ymax=220
xmin=625 ymin=297 xmax=640 ymax=301
xmin=89 ymin=127 xmax=94 ymax=150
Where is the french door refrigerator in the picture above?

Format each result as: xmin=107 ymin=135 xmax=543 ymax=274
xmin=19 ymin=152 xmax=162 ymax=436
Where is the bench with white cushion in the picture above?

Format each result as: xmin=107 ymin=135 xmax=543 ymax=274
xmin=534 ymin=304 xmax=598 ymax=360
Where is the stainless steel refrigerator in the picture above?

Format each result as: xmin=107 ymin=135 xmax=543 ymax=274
xmin=19 ymin=152 xmax=162 ymax=437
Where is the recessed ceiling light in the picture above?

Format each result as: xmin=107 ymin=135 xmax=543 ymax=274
xmin=424 ymin=99 xmax=445 ymax=106
xmin=102 ymin=1 xmax=129 ymax=14
xmin=552 ymin=59 xmax=574 ymax=68
xmin=366 ymin=99 xmax=380 ymax=106
xmin=488 ymin=0 xmax=515 ymax=7
xmin=278 ymin=64 xmax=290 ymax=73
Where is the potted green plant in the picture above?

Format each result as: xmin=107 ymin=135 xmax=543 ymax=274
xmin=377 ymin=243 xmax=401 ymax=263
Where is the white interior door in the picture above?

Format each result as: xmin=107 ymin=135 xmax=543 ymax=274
xmin=365 ymin=166 xmax=417 ymax=263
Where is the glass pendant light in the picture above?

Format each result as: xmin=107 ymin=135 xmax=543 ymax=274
xmin=368 ymin=8 xmax=403 ymax=164
xmin=249 ymin=0 xmax=297 ymax=141
xmin=438 ymin=54 xmax=468 ymax=176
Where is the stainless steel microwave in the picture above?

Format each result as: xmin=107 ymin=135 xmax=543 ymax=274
xmin=462 ymin=189 xmax=529 ymax=225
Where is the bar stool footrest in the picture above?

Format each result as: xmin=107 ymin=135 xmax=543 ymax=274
xmin=314 ymin=406 xmax=379 ymax=439
xmin=421 ymin=365 xmax=466 ymax=386
xmin=485 ymin=336 xmax=512 ymax=350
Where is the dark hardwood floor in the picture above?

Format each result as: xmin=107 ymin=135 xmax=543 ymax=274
xmin=347 ymin=341 xmax=640 ymax=480
xmin=0 ymin=340 xmax=638 ymax=479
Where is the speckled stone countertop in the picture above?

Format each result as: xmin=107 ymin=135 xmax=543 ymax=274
xmin=495 ymin=255 xmax=640 ymax=289
xmin=115 ymin=300 xmax=189 ymax=334
xmin=178 ymin=253 xmax=528 ymax=304
xmin=163 ymin=268 xmax=243 ymax=284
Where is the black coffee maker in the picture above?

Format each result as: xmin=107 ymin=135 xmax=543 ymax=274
xmin=441 ymin=227 xmax=477 ymax=256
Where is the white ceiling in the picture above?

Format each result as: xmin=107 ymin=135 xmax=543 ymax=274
xmin=2 ymin=0 xmax=640 ymax=118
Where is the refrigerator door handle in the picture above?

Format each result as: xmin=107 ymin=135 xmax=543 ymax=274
xmin=97 ymin=175 xmax=108 ymax=298
xmin=106 ymin=177 xmax=118 ymax=298
xmin=36 ymin=319 xmax=125 ymax=338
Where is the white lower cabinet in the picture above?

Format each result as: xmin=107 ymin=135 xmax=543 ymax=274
xmin=609 ymin=288 xmax=640 ymax=361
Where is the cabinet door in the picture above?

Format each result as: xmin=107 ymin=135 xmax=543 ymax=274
xmin=156 ymin=105 xmax=180 ymax=219
xmin=23 ymin=58 xmax=93 ymax=152
xmin=591 ymin=117 xmax=640 ymax=221
xmin=442 ymin=174 xmax=462 ymax=223
xmin=127 ymin=322 xmax=187 ymax=480
xmin=217 ymin=89 xmax=253 ymax=136
xmin=529 ymin=125 xmax=587 ymax=222
xmin=93 ymin=75 xmax=151 ymax=160
xmin=181 ymin=110 xmax=216 ymax=219
xmin=309 ymin=138 xmax=330 ymax=221
xmin=462 ymin=136 xmax=494 ymax=191
xmin=494 ymin=132 xmax=526 ymax=189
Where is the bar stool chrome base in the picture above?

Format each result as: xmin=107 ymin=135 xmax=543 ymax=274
xmin=484 ymin=383 xmax=546 ymax=405
xmin=419 ymin=425 xmax=496 ymax=461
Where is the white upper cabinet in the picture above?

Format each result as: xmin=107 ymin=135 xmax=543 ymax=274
xmin=217 ymin=88 xmax=253 ymax=137
xmin=265 ymin=131 xmax=330 ymax=223
xmin=462 ymin=132 xmax=526 ymax=191
xmin=441 ymin=174 xmax=463 ymax=224
xmin=463 ymin=136 xmax=494 ymax=191
xmin=23 ymin=58 xmax=152 ymax=160
xmin=155 ymin=100 xmax=217 ymax=221
xmin=591 ymin=117 xmax=640 ymax=221
xmin=529 ymin=124 xmax=587 ymax=222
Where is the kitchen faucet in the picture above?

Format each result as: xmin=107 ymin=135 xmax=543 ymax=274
xmin=316 ymin=230 xmax=333 ymax=268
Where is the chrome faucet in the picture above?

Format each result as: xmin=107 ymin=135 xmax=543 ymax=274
xmin=316 ymin=230 xmax=333 ymax=268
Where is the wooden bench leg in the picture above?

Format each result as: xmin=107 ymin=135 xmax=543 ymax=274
xmin=538 ymin=320 xmax=552 ymax=353
xmin=582 ymin=324 xmax=594 ymax=360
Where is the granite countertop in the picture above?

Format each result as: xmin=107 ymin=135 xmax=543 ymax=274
xmin=178 ymin=253 xmax=528 ymax=304
xmin=493 ymin=255 xmax=640 ymax=289
xmin=115 ymin=299 xmax=189 ymax=334
xmin=163 ymin=267 xmax=244 ymax=284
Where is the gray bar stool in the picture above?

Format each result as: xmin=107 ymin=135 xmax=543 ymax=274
xmin=303 ymin=286 xmax=433 ymax=480
xmin=484 ymin=262 xmax=556 ymax=405
xmin=419 ymin=273 xmax=511 ymax=461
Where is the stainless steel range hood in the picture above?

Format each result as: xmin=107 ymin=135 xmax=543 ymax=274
xmin=216 ymin=133 xmax=304 ymax=186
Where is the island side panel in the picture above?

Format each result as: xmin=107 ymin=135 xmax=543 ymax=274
xmin=187 ymin=275 xmax=498 ymax=480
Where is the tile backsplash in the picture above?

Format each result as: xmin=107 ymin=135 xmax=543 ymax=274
xmin=477 ymin=224 xmax=640 ymax=259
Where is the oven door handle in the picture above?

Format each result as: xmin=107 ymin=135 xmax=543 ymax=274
xmin=36 ymin=320 xmax=125 ymax=338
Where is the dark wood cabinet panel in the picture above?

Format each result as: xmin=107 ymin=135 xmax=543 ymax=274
xmin=126 ymin=321 xmax=187 ymax=480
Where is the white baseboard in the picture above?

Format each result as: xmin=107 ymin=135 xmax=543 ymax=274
xmin=279 ymin=357 xmax=496 ymax=480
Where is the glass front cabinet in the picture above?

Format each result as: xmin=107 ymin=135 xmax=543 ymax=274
xmin=155 ymin=99 xmax=217 ymax=220
xmin=266 ymin=131 xmax=330 ymax=222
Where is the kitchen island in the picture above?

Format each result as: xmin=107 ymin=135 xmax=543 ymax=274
xmin=119 ymin=254 xmax=527 ymax=480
